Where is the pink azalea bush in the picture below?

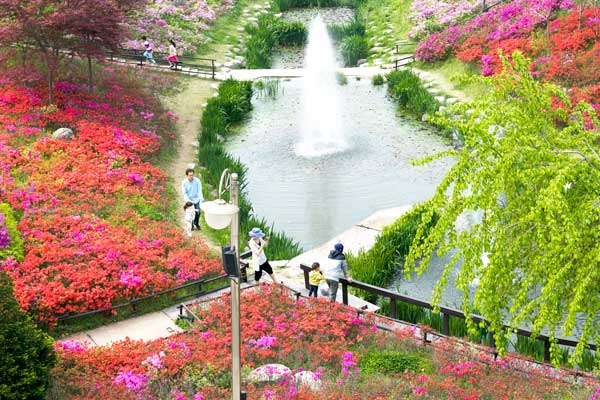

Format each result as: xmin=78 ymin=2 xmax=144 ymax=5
xmin=123 ymin=0 xmax=236 ymax=55
xmin=408 ymin=0 xmax=483 ymax=40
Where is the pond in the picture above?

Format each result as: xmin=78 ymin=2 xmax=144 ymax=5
xmin=226 ymin=78 xmax=453 ymax=251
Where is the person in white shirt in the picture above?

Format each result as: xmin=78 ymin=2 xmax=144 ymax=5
xmin=181 ymin=168 xmax=204 ymax=231
xmin=183 ymin=202 xmax=195 ymax=237
xmin=248 ymin=227 xmax=278 ymax=284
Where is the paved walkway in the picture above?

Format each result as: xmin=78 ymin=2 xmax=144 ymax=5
xmin=60 ymin=205 xmax=411 ymax=346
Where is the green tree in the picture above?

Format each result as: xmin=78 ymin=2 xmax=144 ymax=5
xmin=0 ymin=272 xmax=56 ymax=399
xmin=406 ymin=52 xmax=600 ymax=365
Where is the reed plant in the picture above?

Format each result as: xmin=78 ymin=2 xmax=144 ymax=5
xmin=253 ymin=78 xmax=282 ymax=99
xmin=328 ymin=17 xmax=366 ymax=42
xmin=197 ymin=79 xmax=302 ymax=260
xmin=371 ymin=74 xmax=385 ymax=86
xmin=386 ymin=70 xmax=440 ymax=116
xmin=341 ymin=34 xmax=369 ymax=66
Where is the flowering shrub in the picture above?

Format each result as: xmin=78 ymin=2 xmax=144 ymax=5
xmin=123 ymin=0 xmax=236 ymax=55
xmin=0 ymin=203 xmax=24 ymax=261
xmin=0 ymin=67 xmax=221 ymax=321
xmin=50 ymin=287 xmax=593 ymax=399
xmin=408 ymin=0 xmax=483 ymax=40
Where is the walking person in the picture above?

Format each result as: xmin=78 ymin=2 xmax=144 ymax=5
xmin=308 ymin=262 xmax=326 ymax=297
xmin=248 ymin=227 xmax=279 ymax=284
xmin=183 ymin=202 xmax=195 ymax=237
xmin=167 ymin=40 xmax=179 ymax=69
xmin=141 ymin=36 xmax=157 ymax=64
xmin=324 ymin=243 xmax=352 ymax=302
xmin=181 ymin=168 xmax=203 ymax=231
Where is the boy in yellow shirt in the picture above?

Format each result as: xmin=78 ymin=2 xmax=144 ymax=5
xmin=308 ymin=262 xmax=326 ymax=297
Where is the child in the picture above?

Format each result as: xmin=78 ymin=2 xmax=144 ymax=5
xmin=183 ymin=202 xmax=195 ymax=237
xmin=308 ymin=262 xmax=326 ymax=297
xmin=167 ymin=40 xmax=179 ymax=69
xmin=141 ymin=36 xmax=156 ymax=64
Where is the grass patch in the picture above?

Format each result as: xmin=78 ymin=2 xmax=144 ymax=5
xmin=416 ymin=57 xmax=488 ymax=100
xmin=341 ymin=34 xmax=369 ymax=66
xmin=386 ymin=69 xmax=440 ymax=116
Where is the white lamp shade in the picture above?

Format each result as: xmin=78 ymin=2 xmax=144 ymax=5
xmin=202 ymin=199 xmax=239 ymax=230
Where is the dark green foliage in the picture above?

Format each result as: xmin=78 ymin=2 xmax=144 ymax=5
xmin=359 ymin=349 xmax=431 ymax=375
xmin=347 ymin=202 xmax=439 ymax=292
xmin=245 ymin=15 xmax=307 ymax=69
xmin=0 ymin=203 xmax=24 ymax=261
xmin=372 ymin=74 xmax=385 ymax=86
xmin=197 ymin=79 xmax=302 ymax=260
xmin=340 ymin=34 xmax=369 ymax=66
xmin=0 ymin=272 xmax=56 ymax=399
xmin=386 ymin=70 xmax=440 ymax=116
xmin=328 ymin=18 xmax=366 ymax=42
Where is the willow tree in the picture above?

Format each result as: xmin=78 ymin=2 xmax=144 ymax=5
xmin=406 ymin=51 xmax=600 ymax=365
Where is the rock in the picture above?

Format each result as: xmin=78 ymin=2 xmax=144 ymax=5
xmin=212 ymin=93 xmax=219 ymax=97
xmin=421 ymin=114 xmax=428 ymax=122
xmin=248 ymin=364 xmax=291 ymax=383
xmin=446 ymin=97 xmax=459 ymax=105
xmin=427 ymin=88 xmax=439 ymax=95
xmin=210 ymin=83 xmax=220 ymax=89
xmin=237 ymin=26 xmax=245 ymax=32
xmin=52 ymin=127 xmax=74 ymax=140
xmin=357 ymin=59 xmax=367 ymax=66
xmin=438 ymin=106 xmax=446 ymax=113
xmin=369 ymin=46 xmax=383 ymax=54
xmin=247 ymin=16 xmax=258 ymax=22
xmin=293 ymin=371 xmax=323 ymax=391
xmin=253 ymin=4 xmax=262 ymax=8
xmin=216 ymin=134 xmax=225 ymax=143
xmin=274 ymin=13 xmax=282 ymax=17
xmin=435 ymin=96 xmax=445 ymax=103
xmin=373 ymin=58 xmax=383 ymax=65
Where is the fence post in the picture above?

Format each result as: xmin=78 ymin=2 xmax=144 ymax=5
xmin=395 ymin=44 xmax=399 ymax=54
xmin=211 ymin=59 xmax=215 ymax=80
xmin=302 ymin=266 xmax=310 ymax=290
xmin=442 ymin=313 xmax=450 ymax=335
xmin=341 ymin=281 xmax=348 ymax=305
xmin=543 ymin=339 xmax=551 ymax=363
xmin=488 ymin=330 xmax=496 ymax=349
xmin=395 ymin=59 xmax=399 ymax=70
xmin=390 ymin=298 xmax=397 ymax=319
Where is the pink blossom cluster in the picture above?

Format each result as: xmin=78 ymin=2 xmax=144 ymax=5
xmin=408 ymin=0 xmax=483 ymax=40
xmin=119 ymin=270 xmax=143 ymax=288
xmin=113 ymin=371 xmax=150 ymax=391
xmin=55 ymin=340 xmax=88 ymax=353
xmin=341 ymin=351 xmax=359 ymax=375
xmin=252 ymin=335 xmax=277 ymax=348
xmin=142 ymin=351 xmax=166 ymax=369
xmin=0 ymin=213 xmax=11 ymax=249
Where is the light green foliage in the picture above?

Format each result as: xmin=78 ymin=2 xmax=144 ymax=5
xmin=405 ymin=52 xmax=600 ymax=366
xmin=254 ymin=78 xmax=282 ymax=99
xmin=359 ymin=349 xmax=432 ymax=374
xmin=371 ymin=73 xmax=385 ymax=86
xmin=335 ymin=72 xmax=348 ymax=85
xmin=0 ymin=203 xmax=24 ymax=261
xmin=0 ymin=272 xmax=56 ymax=399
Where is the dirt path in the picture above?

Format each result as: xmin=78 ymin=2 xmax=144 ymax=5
xmin=162 ymin=78 xmax=219 ymax=251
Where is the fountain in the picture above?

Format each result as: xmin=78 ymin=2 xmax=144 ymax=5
xmin=295 ymin=16 xmax=346 ymax=158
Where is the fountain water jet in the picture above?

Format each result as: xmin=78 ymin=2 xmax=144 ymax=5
xmin=295 ymin=16 xmax=346 ymax=158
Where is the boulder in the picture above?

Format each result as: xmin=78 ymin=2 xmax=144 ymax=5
xmin=293 ymin=371 xmax=323 ymax=391
xmin=248 ymin=364 xmax=291 ymax=383
xmin=357 ymin=59 xmax=367 ymax=66
xmin=52 ymin=127 xmax=74 ymax=140
xmin=446 ymin=97 xmax=459 ymax=105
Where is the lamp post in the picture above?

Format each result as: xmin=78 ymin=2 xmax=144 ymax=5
xmin=201 ymin=169 xmax=242 ymax=400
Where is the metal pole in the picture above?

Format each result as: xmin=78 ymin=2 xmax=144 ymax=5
xmin=230 ymin=173 xmax=241 ymax=400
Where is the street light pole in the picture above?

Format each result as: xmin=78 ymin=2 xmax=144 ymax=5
xmin=230 ymin=173 xmax=241 ymax=400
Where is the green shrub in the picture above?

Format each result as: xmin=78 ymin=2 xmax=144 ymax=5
xmin=216 ymin=79 xmax=253 ymax=124
xmin=347 ymin=202 xmax=439 ymax=296
xmin=0 ymin=203 xmax=24 ymax=261
xmin=386 ymin=70 xmax=440 ymax=116
xmin=341 ymin=35 xmax=369 ymax=66
xmin=245 ymin=16 xmax=306 ymax=69
xmin=0 ymin=272 xmax=56 ymax=399
xmin=359 ymin=349 xmax=431 ymax=375
xmin=273 ymin=21 xmax=307 ymax=47
xmin=372 ymin=74 xmax=385 ymax=86
xmin=328 ymin=18 xmax=366 ymax=42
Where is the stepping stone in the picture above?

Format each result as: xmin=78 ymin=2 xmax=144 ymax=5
xmin=427 ymin=88 xmax=439 ymax=95
xmin=446 ymin=97 xmax=459 ymax=105
xmin=435 ymin=96 xmax=445 ymax=103
xmin=373 ymin=59 xmax=383 ymax=65
xmin=237 ymin=27 xmax=245 ymax=32
xmin=253 ymin=4 xmax=262 ymax=8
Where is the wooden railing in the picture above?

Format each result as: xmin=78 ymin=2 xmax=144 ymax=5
xmin=300 ymin=264 xmax=596 ymax=362
xmin=393 ymin=54 xmax=415 ymax=70
xmin=108 ymin=48 xmax=217 ymax=79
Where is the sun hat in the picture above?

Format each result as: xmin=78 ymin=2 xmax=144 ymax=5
xmin=249 ymin=227 xmax=265 ymax=238
xmin=334 ymin=243 xmax=344 ymax=252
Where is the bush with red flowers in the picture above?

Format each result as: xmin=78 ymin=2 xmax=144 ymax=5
xmin=0 ymin=66 xmax=221 ymax=322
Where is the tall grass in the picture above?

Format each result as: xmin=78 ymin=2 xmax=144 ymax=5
xmin=328 ymin=17 xmax=366 ymax=42
xmin=198 ymin=79 xmax=302 ymax=260
xmin=245 ymin=15 xmax=307 ymax=69
xmin=386 ymin=69 xmax=440 ymax=116
xmin=341 ymin=34 xmax=369 ymax=66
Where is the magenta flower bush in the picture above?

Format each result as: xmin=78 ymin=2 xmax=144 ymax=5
xmin=123 ymin=0 xmax=236 ymax=55
xmin=415 ymin=0 xmax=574 ymax=62
xmin=408 ymin=0 xmax=483 ymax=40
xmin=0 ymin=213 xmax=11 ymax=249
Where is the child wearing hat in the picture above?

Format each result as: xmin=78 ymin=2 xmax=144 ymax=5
xmin=324 ymin=242 xmax=351 ymax=302
xmin=248 ymin=227 xmax=279 ymax=284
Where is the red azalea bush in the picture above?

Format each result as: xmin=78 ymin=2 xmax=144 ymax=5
xmin=0 ymin=66 xmax=221 ymax=321
xmin=49 ymin=287 xmax=594 ymax=400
